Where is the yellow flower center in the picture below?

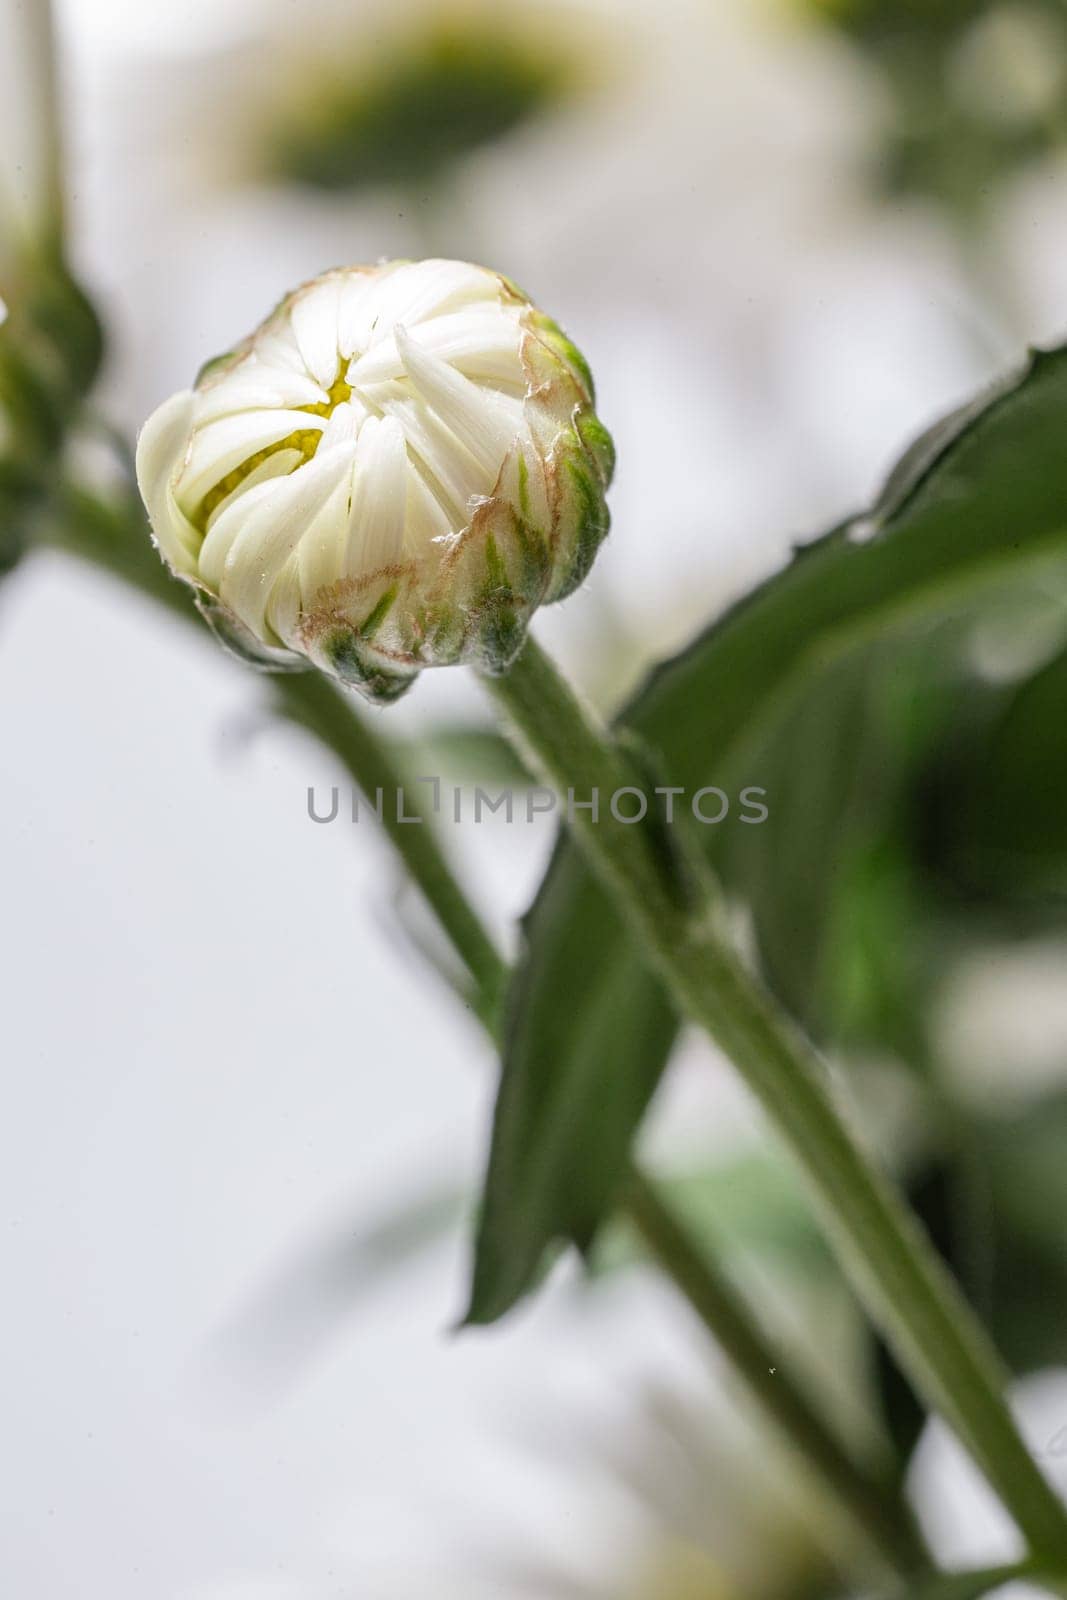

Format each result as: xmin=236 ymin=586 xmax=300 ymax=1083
xmin=196 ymin=373 xmax=354 ymax=530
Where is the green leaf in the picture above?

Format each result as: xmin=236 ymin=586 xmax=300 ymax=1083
xmin=932 ymin=637 xmax=1067 ymax=901
xmin=718 ymin=635 xmax=967 ymax=1058
xmin=470 ymin=344 xmax=1067 ymax=1324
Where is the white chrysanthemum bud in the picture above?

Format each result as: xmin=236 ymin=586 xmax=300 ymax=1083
xmin=136 ymin=258 xmax=613 ymax=702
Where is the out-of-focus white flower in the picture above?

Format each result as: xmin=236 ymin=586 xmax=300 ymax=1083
xmin=136 ymin=257 xmax=613 ymax=701
xmin=431 ymin=1372 xmax=836 ymax=1600
xmin=79 ymin=0 xmax=628 ymax=212
xmin=257 ymin=0 xmax=621 ymax=195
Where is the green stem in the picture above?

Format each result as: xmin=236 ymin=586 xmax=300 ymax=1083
xmin=625 ymin=1170 xmax=928 ymax=1574
xmin=481 ymin=632 xmax=1067 ymax=1564
xmin=270 ymin=669 xmax=505 ymax=1028
xmin=40 ymin=487 xmax=927 ymax=1579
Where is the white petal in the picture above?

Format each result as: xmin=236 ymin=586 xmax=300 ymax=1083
xmin=347 ymin=305 xmax=524 ymax=389
xmin=336 ymin=263 xmax=403 ymax=359
xmin=134 ymin=390 xmax=201 ymax=576
xmin=199 ymin=475 xmax=287 ymax=593
xmin=199 ymin=445 xmax=347 ymax=592
xmin=317 ymin=399 xmax=363 ymax=452
xmin=288 ymin=276 xmax=341 ymax=387
xmin=218 ymin=450 xmax=352 ymax=637
xmin=394 ymin=324 xmax=522 ymax=481
xmin=178 ymin=408 xmax=326 ymax=510
xmin=344 ymin=414 xmax=407 ymax=576
xmin=372 ymin=390 xmax=480 ymax=523
xmin=376 ymin=259 xmax=500 ymax=333
xmin=253 ymin=322 xmax=309 ymax=375
xmin=204 ymin=446 xmax=303 ymax=531
xmin=297 ymin=471 xmax=358 ymax=604
xmin=265 ymin=551 xmax=304 ymax=647
xmin=403 ymin=468 xmax=453 ymax=557
xmin=194 ymin=368 xmax=328 ymax=425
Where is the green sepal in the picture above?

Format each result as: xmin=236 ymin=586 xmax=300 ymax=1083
xmin=511 ymin=511 xmax=552 ymax=598
xmin=529 ymin=310 xmax=596 ymax=402
xmin=323 ymin=627 xmax=415 ymax=704
xmin=552 ymin=446 xmax=611 ymax=601
xmin=476 ymin=591 xmax=527 ymax=675
xmin=575 ymin=406 xmax=615 ymax=486
xmin=195 ymin=350 xmax=239 ymax=387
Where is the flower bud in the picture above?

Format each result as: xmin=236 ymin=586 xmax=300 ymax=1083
xmin=136 ymin=259 xmax=613 ymax=702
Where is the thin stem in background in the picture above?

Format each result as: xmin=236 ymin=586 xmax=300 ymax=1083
xmin=0 ymin=0 xmax=65 ymax=264
xmin=481 ymin=631 xmax=1067 ymax=1565
xmin=271 ymin=670 xmax=507 ymax=1030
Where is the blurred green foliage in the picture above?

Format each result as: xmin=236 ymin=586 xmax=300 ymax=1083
xmin=0 ymin=252 xmax=102 ymax=577
xmin=809 ymin=0 xmax=1067 ymax=220
xmin=720 ymin=637 xmax=960 ymax=1064
xmin=874 ymin=1090 xmax=1067 ymax=1473
xmin=925 ymin=636 xmax=1067 ymax=902
xmin=271 ymin=19 xmax=578 ymax=192
xmin=0 ymin=458 xmax=40 ymax=577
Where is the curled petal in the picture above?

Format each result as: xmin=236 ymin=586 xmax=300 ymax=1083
xmin=134 ymin=390 xmax=201 ymax=577
xmin=179 ymin=408 xmax=327 ymax=511
xmin=344 ymin=414 xmax=408 ymax=576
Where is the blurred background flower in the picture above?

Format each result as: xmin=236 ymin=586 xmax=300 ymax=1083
xmin=5 ymin=0 xmax=1067 ymax=1594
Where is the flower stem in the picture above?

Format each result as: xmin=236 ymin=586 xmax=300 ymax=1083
xmin=480 ymin=632 xmax=1067 ymax=1564
xmin=42 ymin=487 xmax=928 ymax=1579
xmin=270 ymin=670 xmax=506 ymax=1030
